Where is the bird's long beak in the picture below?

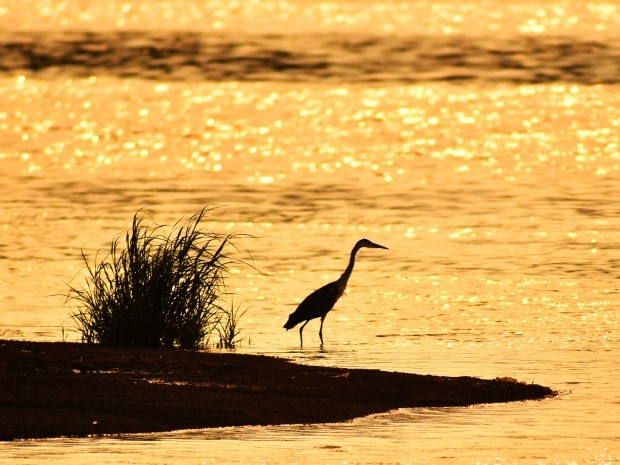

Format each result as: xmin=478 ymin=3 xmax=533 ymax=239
xmin=369 ymin=241 xmax=388 ymax=250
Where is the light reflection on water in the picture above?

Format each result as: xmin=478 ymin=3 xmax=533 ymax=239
xmin=3 ymin=0 xmax=620 ymax=36
xmin=1 ymin=1 xmax=620 ymax=462
xmin=1 ymin=77 xmax=620 ymax=462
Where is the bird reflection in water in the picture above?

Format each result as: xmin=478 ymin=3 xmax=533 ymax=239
xmin=284 ymin=238 xmax=388 ymax=347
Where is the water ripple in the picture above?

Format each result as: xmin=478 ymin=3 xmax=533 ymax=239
xmin=2 ymin=32 xmax=620 ymax=84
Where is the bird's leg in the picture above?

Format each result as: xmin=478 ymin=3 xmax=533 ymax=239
xmin=299 ymin=320 xmax=309 ymax=347
xmin=319 ymin=315 xmax=326 ymax=346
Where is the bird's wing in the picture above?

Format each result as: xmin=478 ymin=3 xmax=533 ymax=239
xmin=291 ymin=281 xmax=340 ymax=323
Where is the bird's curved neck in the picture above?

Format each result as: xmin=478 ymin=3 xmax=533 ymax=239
xmin=336 ymin=244 xmax=362 ymax=296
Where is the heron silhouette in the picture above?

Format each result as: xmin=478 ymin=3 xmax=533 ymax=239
xmin=283 ymin=238 xmax=388 ymax=346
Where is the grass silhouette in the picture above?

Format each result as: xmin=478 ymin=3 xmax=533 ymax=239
xmin=66 ymin=207 xmax=250 ymax=349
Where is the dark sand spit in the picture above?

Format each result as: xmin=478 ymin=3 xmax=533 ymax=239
xmin=0 ymin=339 xmax=555 ymax=441
xmin=1 ymin=31 xmax=620 ymax=84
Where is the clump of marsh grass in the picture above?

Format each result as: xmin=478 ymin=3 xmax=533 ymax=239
xmin=66 ymin=207 xmax=251 ymax=350
xmin=215 ymin=301 xmax=247 ymax=349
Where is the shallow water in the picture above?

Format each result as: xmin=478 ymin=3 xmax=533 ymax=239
xmin=1 ymin=1 xmax=620 ymax=464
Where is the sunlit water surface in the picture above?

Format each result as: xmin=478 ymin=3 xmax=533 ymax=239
xmin=1 ymin=1 xmax=620 ymax=464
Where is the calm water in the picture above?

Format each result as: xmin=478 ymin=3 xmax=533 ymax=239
xmin=1 ymin=1 xmax=620 ymax=463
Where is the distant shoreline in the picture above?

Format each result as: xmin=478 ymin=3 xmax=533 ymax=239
xmin=0 ymin=339 xmax=556 ymax=441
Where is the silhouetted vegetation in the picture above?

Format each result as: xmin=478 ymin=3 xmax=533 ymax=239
xmin=66 ymin=207 xmax=251 ymax=350
xmin=215 ymin=301 xmax=247 ymax=349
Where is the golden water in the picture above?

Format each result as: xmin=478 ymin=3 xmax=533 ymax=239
xmin=1 ymin=1 xmax=620 ymax=463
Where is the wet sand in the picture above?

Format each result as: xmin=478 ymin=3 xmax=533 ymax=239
xmin=0 ymin=339 xmax=555 ymax=441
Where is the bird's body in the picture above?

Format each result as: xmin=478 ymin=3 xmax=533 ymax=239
xmin=284 ymin=238 xmax=388 ymax=346
xmin=283 ymin=281 xmax=339 ymax=331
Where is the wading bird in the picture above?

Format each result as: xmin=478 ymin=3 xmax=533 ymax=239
xmin=283 ymin=238 xmax=388 ymax=346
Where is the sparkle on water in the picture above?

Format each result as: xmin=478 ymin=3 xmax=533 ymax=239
xmin=1 ymin=1 xmax=620 ymax=464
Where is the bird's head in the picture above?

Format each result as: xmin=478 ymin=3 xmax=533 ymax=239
xmin=356 ymin=238 xmax=389 ymax=251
